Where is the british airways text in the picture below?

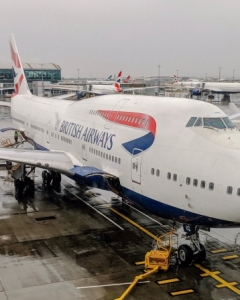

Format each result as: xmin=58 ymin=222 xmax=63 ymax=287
xmin=59 ymin=120 xmax=115 ymax=150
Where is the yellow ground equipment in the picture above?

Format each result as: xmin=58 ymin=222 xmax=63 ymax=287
xmin=115 ymin=230 xmax=178 ymax=300
xmin=145 ymin=230 xmax=178 ymax=271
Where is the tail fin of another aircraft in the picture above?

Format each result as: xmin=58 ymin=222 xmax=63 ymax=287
xmin=123 ymin=75 xmax=130 ymax=83
xmin=106 ymin=75 xmax=112 ymax=81
xmin=9 ymin=34 xmax=31 ymax=96
xmin=114 ymin=82 xmax=122 ymax=93
xmin=174 ymin=75 xmax=178 ymax=83
xmin=116 ymin=71 xmax=122 ymax=82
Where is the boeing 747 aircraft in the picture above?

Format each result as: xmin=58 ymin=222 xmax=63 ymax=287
xmin=1 ymin=35 xmax=240 ymax=266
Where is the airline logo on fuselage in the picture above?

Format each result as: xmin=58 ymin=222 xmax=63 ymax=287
xmin=59 ymin=121 xmax=115 ymax=150
xmin=98 ymin=110 xmax=156 ymax=155
xmin=59 ymin=111 xmax=156 ymax=154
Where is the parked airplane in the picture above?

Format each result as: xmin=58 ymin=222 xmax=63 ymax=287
xmin=172 ymin=75 xmax=200 ymax=89
xmin=86 ymin=72 xmax=121 ymax=85
xmin=2 ymin=35 xmax=240 ymax=266
xmin=191 ymin=81 xmax=240 ymax=97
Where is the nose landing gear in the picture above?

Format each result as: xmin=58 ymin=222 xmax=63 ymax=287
xmin=42 ymin=170 xmax=61 ymax=190
xmin=178 ymin=224 xmax=206 ymax=266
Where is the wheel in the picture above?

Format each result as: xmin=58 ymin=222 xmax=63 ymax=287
xmin=53 ymin=172 xmax=61 ymax=183
xmin=27 ymin=179 xmax=35 ymax=196
xmin=194 ymin=244 xmax=206 ymax=263
xmin=178 ymin=244 xmax=193 ymax=266
xmin=15 ymin=180 xmax=24 ymax=202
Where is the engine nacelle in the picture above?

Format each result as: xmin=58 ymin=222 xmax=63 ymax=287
xmin=191 ymin=89 xmax=201 ymax=96
xmin=77 ymin=91 xmax=86 ymax=99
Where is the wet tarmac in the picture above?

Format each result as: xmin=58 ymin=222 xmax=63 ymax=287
xmin=0 ymin=106 xmax=240 ymax=299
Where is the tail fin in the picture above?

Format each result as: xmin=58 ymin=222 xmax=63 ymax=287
xmin=114 ymin=82 xmax=122 ymax=93
xmin=173 ymin=75 xmax=178 ymax=83
xmin=106 ymin=75 xmax=112 ymax=81
xmin=123 ymin=75 xmax=130 ymax=83
xmin=116 ymin=71 xmax=122 ymax=81
xmin=9 ymin=34 xmax=31 ymax=96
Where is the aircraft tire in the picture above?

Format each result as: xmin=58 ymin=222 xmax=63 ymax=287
xmin=194 ymin=244 xmax=206 ymax=263
xmin=178 ymin=244 xmax=193 ymax=266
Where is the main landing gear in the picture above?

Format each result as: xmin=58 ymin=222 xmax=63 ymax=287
xmin=178 ymin=224 xmax=206 ymax=266
xmin=42 ymin=170 xmax=61 ymax=190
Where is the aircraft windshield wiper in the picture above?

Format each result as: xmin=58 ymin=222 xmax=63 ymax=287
xmin=203 ymin=126 xmax=219 ymax=131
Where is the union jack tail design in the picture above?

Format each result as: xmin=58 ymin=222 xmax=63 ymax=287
xmin=123 ymin=75 xmax=130 ymax=83
xmin=114 ymin=82 xmax=122 ymax=93
xmin=9 ymin=34 xmax=31 ymax=97
xmin=174 ymin=75 xmax=178 ymax=83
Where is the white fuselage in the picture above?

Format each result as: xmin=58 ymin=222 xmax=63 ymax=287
xmin=10 ymin=94 xmax=240 ymax=226
xmin=195 ymin=82 xmax=240 ymax=93
xmin=90 ymin=84 xmax=119 ymax=94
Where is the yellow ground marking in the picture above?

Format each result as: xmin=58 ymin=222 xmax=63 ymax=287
xmin=109 ymin=207 xmax=158 ymax=240
xmin=216 ymin=282 xmax=238 ymax=288
xmin=211 ymin=249 xmax=227 ymax=254
xmin=195 ymin=264 xmax=240 ymax=295
xmin=134 ymin=261 xmax=145 ymax=266
xmin=170 ymin=289 xmax=194 ymax=296
xmin=222 ymin=255 xmax=239 ymax=260
xmin=158 ymin=278 xmax=180 ymax=285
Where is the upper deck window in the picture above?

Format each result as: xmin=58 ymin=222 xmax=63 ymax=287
xmin=223 ymin=117 xmax=235 ymax=129
xmin=186 ymin=117 xmax=197 ymax=127
xmin=203 ymin=118 xmax=226 ymax=129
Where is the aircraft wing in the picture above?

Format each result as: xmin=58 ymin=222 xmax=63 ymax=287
xmin=0 ymin=148 xmax=114 ymax=179
xmin=51 ymin=93 xmax=76 ymax=100
xmin=202 ymin=87 xmax=224 ymax=93
xmin=0 ymin=101 xmax=11 ymax=107
xmin=229 ymin=103 xmax=240 ymax=120
xmin=122 ymin=86 xmax=162 ymax=92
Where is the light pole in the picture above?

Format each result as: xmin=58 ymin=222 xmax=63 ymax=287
xmin=233 ymin=70 xmax=235 ymax=82
xmin=218 ymin=67 xmax=221 ymax=82
xmin=40 ymin=63 xmax=44 ymax=95
xmin=77 ymin=69 xmax=79 ymax=91
xmin=157 ymin=65 xmax=160 ymax=95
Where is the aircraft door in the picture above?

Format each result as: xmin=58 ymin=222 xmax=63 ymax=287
xmin=104 ymin=99 xmax=129 ymax=129
xmin=131 ymin=148 xmax=143 ymax=184
xmin=82 ymin=143 xmax=87 ymax=161
xmin=46 ymin=121 xmax=51 ymax=144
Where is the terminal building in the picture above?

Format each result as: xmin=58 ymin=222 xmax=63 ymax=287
xmin=0 ymin=62 xmax=61 ymax=95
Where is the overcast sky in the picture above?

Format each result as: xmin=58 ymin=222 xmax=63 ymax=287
xmin=0 ymin=0 xmax=240 ymax=79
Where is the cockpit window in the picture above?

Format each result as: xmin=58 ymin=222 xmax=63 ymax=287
xmin=194 ymin=118 xmax=202 ymax=127
xmin=223 ymin=117 xmax=235 ymax=129
xmin=186 ymin=117 xmax=197 ymax=127
xmin=203 ymin=118 xmax=226 ymax=129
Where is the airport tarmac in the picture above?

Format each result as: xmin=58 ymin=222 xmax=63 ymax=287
xmin=0 ymin=105 xmax=240 ymax=299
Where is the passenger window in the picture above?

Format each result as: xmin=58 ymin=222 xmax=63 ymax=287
xmin=209 ymin=182 xmax=214 ymax=191
xmin=118 ymin=158 xmax=121 ymax=164
xmin=237 ymin=188 xmax=240 ymax=196
xmin=109 ymin=155 xmax=111 ymax=161
xmin=227 ymin=186 xmax=233 ymax=195
xmin=156 ymin=169 xmax=160 ymax=177
xmin=194 ymin=118 xmax=202 ymax=127
xmin=186 ymin=177 xmax=191 ymax=185
xmin=173 ymin=174 xmax=177 ymax=181
xmin=167 ymin=172 xmax=171 ymax=180
xmin=193 ymin=179 xmax=198 ymax=187
xmin=186 ymin=117 xmax=197 ymax=127
xmin=112 ymin=156 xmax=114 ymax=162
xmin=151 ymin=168 xmax=155 ymax=175
xmin=115 ymin=157 xmax=117 ymax=163
xmin=106 ymin=154 xmax=108 ymax=159
xmin=201 ymin=181 xmax=205 ymax=189
xmin=133 ymin=162 xmax=135 ymax=169
xmin=103 ymin=153 xmax=105 ymax=159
